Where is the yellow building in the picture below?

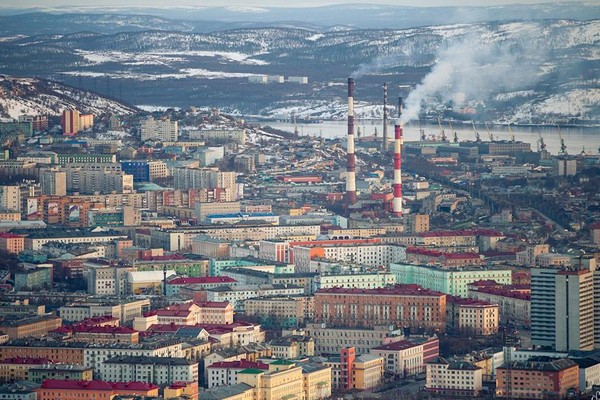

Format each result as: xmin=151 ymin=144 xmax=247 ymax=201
xmin=0 ymin=357 xmax=51 ymax=383
xmin=301 ymin=363 xmax=332 ymax=400
xmin=353 ymin=354 xmax=385 ymax=390
xmin=447 ymin=297 xmax=499 ymax=336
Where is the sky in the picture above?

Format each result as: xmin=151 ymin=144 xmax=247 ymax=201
xmin=0 ymin=0 xmax=573 ymax=8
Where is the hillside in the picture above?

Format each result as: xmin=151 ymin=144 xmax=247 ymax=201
xmin=0 ymin=76 xmax=139 ymax=120
xmin=0 ymin=18 xmax=598 ymax=124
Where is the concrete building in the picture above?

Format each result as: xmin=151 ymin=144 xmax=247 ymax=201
xmin=61 ymin=109 xmax=93 ymax=136
xmin=390 ymin=263 xmax=512 ymax=297
xmin=127 ymin=270 xmax=176 ymax=295
xmin=28 ymin=364 xmax=93 ymax=383
xmin=65 ymin=164 xmax=133 ymax=195
xmin=166 ymin=276 xmax=237 ymax=297
xmin=40 ymin=169 xmax=67 ymax=196
xmin=121 ymin=160 xmax=169 ymax=182
xmin=204 ymin=284 xmax=304 ymax=311
xmin=133 ymin=301 xmax=234 ymax=331
xmin=35 ymin=380 xmax=158 ymax=400
xmin=244 ymin=296 xmax=314 ymax=326
xmin=188 ymin=129 xmax=246 ymax=145
xmin=305 ymin=323 xmax=405 ymax=355
xmin=99 ymin=356 xmax=198 ymax=385
xmin=0 ymin=233 xmax=25 ymax=255
xmin=314 ymin=272 xmax=396 ymax=292
xmin=314 ymin=285 xmax=447 ymax=332
xmin=59 ymin=298 xmax=150 ymax=324
xmin=190 ymin=235 xmax=231 ymax=258
xmin=206 ymin=360 xmax=269 ymax=388
xmin=369 ymin=337 xmax=439 ymax=377
xmin=446 ymin=296 xmax=499 ymax=336
xmin=0 ymin=315 xmax=62 ymax=340
xmin=468 ymin=281 xmax=531 ymax=327
xmin=174 ymin=168 xmax=237 ymax=200
xmin=140 ymin=116 xmax=178 ymax=142
xmin=496 ymin=358 xmax=579 ymax=399
xmin=86 ymin=265 xmax=133 ymax=296
xmin=531 ymin=268 xmax=594 ymax=352
xmin=0 ymin=186 xmax=20 ymax=212
xmin=14 ymin=268 xmax=51 ymax=291
xmin=0 ymin=357 xmax=52 ymax=383
xmin=205 ymin=212 xmax=279 ymax=225
xmin=325 ymin=347 xmax=384 ymax=391
xmin=426 ymin=357 xmax=483 ymax=397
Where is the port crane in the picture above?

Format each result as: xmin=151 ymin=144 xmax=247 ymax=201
xmin=536 ymin=127 xmax=546 ymax=152
xmin=557 ymin=125 xmax=567 ymax=156
xmin=437 ymin=116 xmax=447 ymax=142
xmin=485 ymin=122 xmax=494 ymax=141
xmin=449 ymin=121 xmax=458 ymax=143
xmin=508 ymin=124 xmax=515 ymax=143
xmin=472 ymin=121 xmax=481 ymax=143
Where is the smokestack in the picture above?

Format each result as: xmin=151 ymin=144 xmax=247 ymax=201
xmin=346 ymin=78 xmax=357 ymax=206
xmin=382 ymin=83 xmax=388 ymax=153
xmin=392 ymin=97 xmax=403 ymax=217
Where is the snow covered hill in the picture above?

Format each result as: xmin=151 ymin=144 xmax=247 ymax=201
xmin=0 ymin=76 xmax=138 ymax=120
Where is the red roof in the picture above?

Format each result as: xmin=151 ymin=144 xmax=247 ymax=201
xmin=208 ymin=360 xmax=269 ymax=370
xmin=39 ymin=380 xmax=158 ymax=391
xmin=0 ymin=233 xmax=24 ymax=239
xmin=420 ymin=230 xmax=477 ymax=238
xmin=168 ymin=276 xmax=236 ymax=285
xmin=372 ymin=340 xmax=422 ymax=351
xmin=75 ymin=316 xmax=120 ymax=326
xmin=407 ymin=247 xmax=481 ymax=259
xmin=447 ymin=295 xmax=496 ymax=307
xmin=1 ymin=357 xmax=53 ymax=365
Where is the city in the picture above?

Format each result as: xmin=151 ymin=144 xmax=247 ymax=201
xmin=0 ymin=2 xmax=599 ymax=400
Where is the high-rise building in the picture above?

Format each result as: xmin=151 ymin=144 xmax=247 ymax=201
xmin=61 ymin=110 xmax=93 ymax=136
xmin=0 ymin=185 xmax=21 ymax=212
xmin=531 ymin=267 xmax=595 ymax=352
xmin=40 ymin=169 xmax=67 ymax=196
xmin=140 ymin=116 xmax=178 ymax=142
xmin=173 ymin=168 xmax=237 ymax=200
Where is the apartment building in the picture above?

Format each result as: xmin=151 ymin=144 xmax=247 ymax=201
xmin=133 ymin=301 xmax=234 ymax=331
xmin=468 ymin=281 xmax=531 ymax=327
xmin=314 ymin=285 xmax=447 ymax=332
xmin=28 ymin=364 xmax=93 ymax=384
xmin=35 ymin=380 xmax=158 ymax=400
xmin=496 ymin=358 xmax=579 ymax=399
xmin=174 ymin=168 xmax=237 ymax=199
xmin=244 ymin=296 xmax=314 ymax=326
xmin=140 ymin=116 xmax=178 ymax=141
xmin=0 ymin=358 xmax=52 ymax=383
xmin=206 ymin=360 xmax=269 ymax=388
xmin=390 ymin=263 xmax=512 ymax=297
xmin=446 ymin=296 xmax=499 ymax=336
xmin=426 ymin=357 xmax=483 ymax=397
xmin=0 ymin=315 xmax=62 ymax=340
xmin=305 ymin=323 xmax=405 ymax=355
xmin=59 ymin=298 xmax=150 ymax=324
xmin=204 ymin=284 xmax=305 ymax=311
xmin=188 ymin=128 xmax=246 ymax=145
xmin=99 ymin=356 xmax=198 ymax=385
xmin=166 ymin=276 xmax=237 ymax=296
xmin=0 ymin=233 xmax=24 ymax=255
xmin=324 ymin=347 xmax=384 ymax=391
xmin=369 ymin=337 xmax=439 ymax=377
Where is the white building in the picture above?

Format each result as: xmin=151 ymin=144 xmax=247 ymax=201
xmin=83 ymin=341 xmax=184 ymax=372
xmin=426 ymin=357 xmax=483 ymax=397
xmin=173 ymin=167 xmax=237 ymax=200
xmin=59 ymin=299 xmax=150 ymax=324
xmin=86 ymin=264 xmax=133 ymax=296
xmin=188 ymin=129 xmax=246 ymax=145
xmin=314 ymin=272 xmax=396 ymax=292
xmin=294 ymin=244 xmax=406 ymax=272
xmin=141 ymin=116 xmax=178 ymax=142
xmin=287 ymin=76 xmax=309 ymax=84
xmin=0 ymin=186 xmax=21 ymax=212
xmin=206 ymin=284 xmax=304 ymax=311
xmin=100 ymin=355 xmax=198 ymax=385
xmin=206 ymin=360 xmax=269 ymax=388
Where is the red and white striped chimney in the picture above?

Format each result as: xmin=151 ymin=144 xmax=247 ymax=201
xmin=392 ymin=97 xmax=403 ymax=217
xmin=346 ymin=77 xmax=357 ymax=206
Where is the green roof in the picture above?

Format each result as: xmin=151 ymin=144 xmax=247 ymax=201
xmin=238 ymin=368 xmax=265 ymax=375
xmin=271 ymin=360 xmax=295 ymax=365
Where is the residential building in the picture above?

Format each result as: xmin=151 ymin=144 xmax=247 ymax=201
xmin=390 ymin=263 xmax=512 ymax=297
xmin=35 ymin=380 xmax=159 ymax=400
xmin=99 ymin=356 xmax=198 ymax=384
xmin=305 ymin=323 xmax=404 ymax=355
xmin=121 ymin=160 xmax=169 ymax=182
xmin=0 ymin=186 xmax=20 ymax=212
xmin=0 ymin=315 xmax=62 ymax=339
xmin=531 ymin=268 xmax=594 ymax=351
xmin=369 ymin=337 xmax=439 ymax=377
xmin=59 ymin=298 xmax=150 ymax=324
xmin=133 ymin=301 xmax=234 ymax=331
xmin=166 ymin=276 xmax=237 ymax=296
xmin=0 ymin=233 xmax=24 ymax=255
xmin=446 ymin=296 xmax=499 ymax=336
xmin=206 ymin=360 xmax=269 ymax=388
xmin=140 ymin=116 xmax=178 ymax=141
xmin=426 ymin=357 xmax=483 ymax=397
xmin=324 ymin=348 xmax=384 ymax=391
xmin=14 ymin=268 xmax=51 ymax=291
xmin=61 ymin=109 xmax=93 ymax=135
xmin=496 ymin=358 xmax=579 ymax=399
xmin=55 ymin=325 xmax=139 ymax=344
xmin=174 ymin=168 xmax=237 ymax=200
xmin=190 ymin=235 xmax=231 ymax=258
xmin=188 ymin=128 xmax=246 ymax=145
xmin=24 ymin=228 xmax=129 ymax=251
xmin=468 ymin=281 xmax=531 ymax=327
xmin=314 ymin=272 xmax=396 ymax=292
xmin=28 ymin=364 xmax=93 ymax=383
xmin=0 ymin=357 xmax=52 ymax=383
xmin=244 ymin=296 xmax=314 ymax=326
xmin=40 ymin=169 xmax=67 ymax=196
xmin=204 ymin=284 xmax=305 ymax=311
xmin=314 ymin=285 xmax=447 ymax=332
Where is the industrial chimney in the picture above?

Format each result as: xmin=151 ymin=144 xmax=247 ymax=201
xmin=392 ymin=97 xmax=403 ymax=217
xmin=382 ymin=83 xmax=388 ymax=153
xmin=346 ymin=78 xmax=357 ymax=206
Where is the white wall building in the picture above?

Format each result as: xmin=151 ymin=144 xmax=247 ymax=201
xmin=141 ymin=116 xmax=178 ymax=142
xmin=100 ymin=356 xmax=198 ymax=385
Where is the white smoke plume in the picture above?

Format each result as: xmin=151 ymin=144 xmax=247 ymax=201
xmin=401 ymin=32 xmax=547 ymax=124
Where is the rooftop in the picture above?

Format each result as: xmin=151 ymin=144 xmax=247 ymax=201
xmin=316 ymin=284 xmax=445 ymax=297
xmin=104 ymin=355 xmax=194 ymax=366
xmin=500 ymin=358 xmax=576 ymax=372
xmin=167 ymin=276 xmax=236 ymax=285
xmin=208 ymin=360 xmax=269 ymax=370
xmin=39 ymin=379 xmax=159 ymax=391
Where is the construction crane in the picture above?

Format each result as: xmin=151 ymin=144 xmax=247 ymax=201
xmin=557 ymin=125 xmax=567 ymax=156
xmin=485 ymin=122 xmax=494 ymax=142
xmin=437 ymin=116 xmax=447 ymax=142
xmin=508 ymin=123 xmax=515 ymax=143
xmin=536 ymin=127 xmax=546 ymax=152
xmin=472 ymin=121 xmax=481 ymax=143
